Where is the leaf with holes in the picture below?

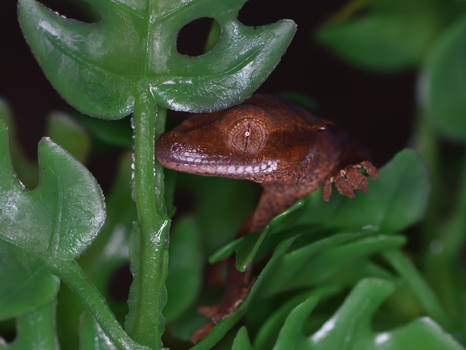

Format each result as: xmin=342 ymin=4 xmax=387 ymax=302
xmin=18 ymin=0 xmax=296 ymax=117
xmin=0 ymin=120 xmax=105 ymax=260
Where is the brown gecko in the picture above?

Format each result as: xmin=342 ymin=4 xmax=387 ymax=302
xmin=155 ymin=94 xmax=378 ymax=342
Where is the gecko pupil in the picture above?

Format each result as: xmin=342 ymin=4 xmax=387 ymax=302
xmin=230 ymin=119 xmax=265 ymax=154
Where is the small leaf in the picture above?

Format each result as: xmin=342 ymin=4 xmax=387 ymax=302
xmin=0 ymin=121 xmax=105 ymax=260
xmin=421 ymin=16 xmax=466 ymax=142
xmin=46 ymin=111 xmax=90 ymax=163
xmin=18 ymin=0 xmax=296 ymax=116
xmin=231 ymin=327 xmax=252 ymax=350
xmin=164 ymin=216 xmax=202 ymax=322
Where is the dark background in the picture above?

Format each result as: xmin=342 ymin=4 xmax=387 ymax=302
xmin=0 ymin=0 xmax=415 ymax=191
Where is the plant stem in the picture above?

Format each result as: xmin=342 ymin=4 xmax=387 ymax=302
xmin=48 ymin=260 xmax=148 ymax=350
xmin=128 ymin=91 xmax=170 ymax=349
xmin=382 ymin=249 xmax=448 ymax=327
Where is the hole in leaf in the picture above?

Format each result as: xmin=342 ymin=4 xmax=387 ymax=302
xmin=177 ymin=17 xmax=219 ymax=56
xmin=108 ymin=263 xmax=132 ymax=302
xmin=0 ymin=318 xmax=16 ymax=344
xmin=37 ymin=0 xmax=100 ymax=23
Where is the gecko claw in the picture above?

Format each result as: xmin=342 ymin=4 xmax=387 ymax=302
xmin=322 ymin=160 xmax=377 ymax=201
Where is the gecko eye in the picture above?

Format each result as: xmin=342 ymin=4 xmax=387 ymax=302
xmin=228 ymin=118 xmax=266 ymax=154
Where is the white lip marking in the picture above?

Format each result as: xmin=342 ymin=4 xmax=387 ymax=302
xmin=237 ymin=166 xmax=244 ymax=174
xmin=228 ymin=166 xmax=235 ymax=174
xmin=245 ymin=166 xmax=252 ymax=173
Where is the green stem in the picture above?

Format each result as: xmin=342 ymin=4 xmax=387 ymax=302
xmin=47 ymin=260 xmax=148 ymax=350
xmin=382 ymin=249 xmax=448 ymax=327
xmin=127 ymin=91 xmax=170 ymax=349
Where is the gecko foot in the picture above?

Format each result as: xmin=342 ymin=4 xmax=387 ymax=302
xmin=322 ymin=160 xmax=378 ymax=201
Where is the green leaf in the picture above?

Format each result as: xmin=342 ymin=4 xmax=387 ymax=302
xmin=254 ymin=286 xmax=341 ymax=350
xmin=0 ymin=241 xmax=58 ymax=320
xmin=18 ymin=0 xmax=296 ymax=116
xmin=273 ymin=278 xmax=464 ymax=350
xmin=264 ymin=234 xmax=405 ymax=297
xmin=80 ymin=314 xmax=118 ymax=350
xmin=231 ymin=327 xmax=252 ymax=350
xmin=1 ymin=302 xmax=59 ymax=350
xmin=0 ymin=120 xmax=105 ymax=260
xmin=421 ymin=16 xmax=466 ymax=142
xmin=164 ymin=215 xmax=202 ymax=322
xmin=316 ymin=13 xmax=438 ymax=71
xmin=46 ymin=111 xmax=90 ymax=163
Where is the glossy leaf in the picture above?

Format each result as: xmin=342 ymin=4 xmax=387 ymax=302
xmin=18 ymin=0 xmax=296 ymax=117
xmin=0 ymin=302 xmax=59 ymax=350
xmin=164 ymin=216 xmax=202 ymax=322
xmin=422 ymin=16 xmax=466 ymax=142
xmin=46 ymin=111 xmax=90 ymax=163
xmin=77 ymin=115 xmax=132 ymax=147
xmin=0 ymin=121 xmax=105 ymax=260
xmin=273 ymin=278 xmax=464 ymax=350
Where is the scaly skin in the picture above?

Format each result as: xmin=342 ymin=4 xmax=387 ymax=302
xmin=156 ymin=94 xmax=378 ymax=341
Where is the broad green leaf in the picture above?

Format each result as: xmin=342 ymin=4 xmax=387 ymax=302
xmin=46 ymin=111 xmax=90 ymax=163
xmin=190 ymin=237 xmax=296 ymax=350
xmin=0 ymin=121 xmax=105 ymax=260
xmin=0 ymin=302 xmax=59 ymax=350
xmin=164 ymin=216 xmax=202 ymax=322
xmin=0 ymin=241 xmax=58 ymax=320
xmin=421 ymin=16 xmax=466 ymax=142
xmin=231 ymin=327 xmax=252 ymax=350
xmin=273 ymin=278 xmax=464 ymax=350
xmin=18 ymin=0 xmax=296 ymax=117
xmin=0 ymin=99 xmax=36 ymax=188
xmin=80 ymin=314 xmax=118 ymax=350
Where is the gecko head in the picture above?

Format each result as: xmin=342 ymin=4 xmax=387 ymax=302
xmin=156 ymin=95 xmax=331 ymax=183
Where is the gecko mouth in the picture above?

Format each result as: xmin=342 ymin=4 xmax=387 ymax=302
xmin=157 ymin=147 xmax=278 ymax=178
